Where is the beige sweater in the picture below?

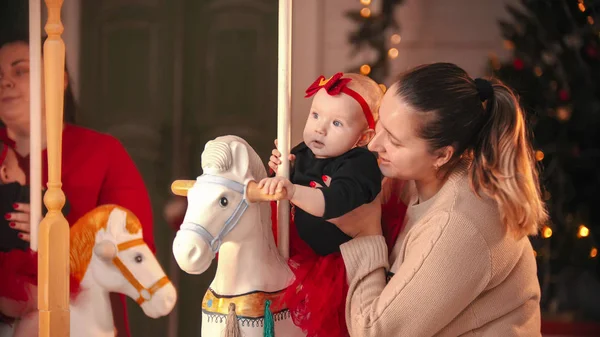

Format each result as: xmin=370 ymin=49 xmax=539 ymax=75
xmin=340 ymin=162 xmax=541 ymax=337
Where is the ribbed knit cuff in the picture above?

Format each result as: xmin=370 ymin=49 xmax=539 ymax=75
xmin=341 ymin=235 xmax=389 ymax=279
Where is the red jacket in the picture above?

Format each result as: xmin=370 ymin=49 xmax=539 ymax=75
xmin=0 ymin=124 xmax=154 ymax=337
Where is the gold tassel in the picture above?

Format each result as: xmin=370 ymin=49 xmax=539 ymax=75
xmin=224 ymin=303 xmax=242 ymax=337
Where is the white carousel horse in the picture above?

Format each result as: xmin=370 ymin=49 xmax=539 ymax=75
xmin=13 ymin=205 xmax=177 ymax=337
xmin=171 ymin=136 xmax=304 ymax=337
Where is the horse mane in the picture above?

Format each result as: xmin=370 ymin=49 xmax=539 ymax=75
xmin=202 ymin=136 xmax=277 ymax=251
xmin=70 ymin=205 xmax=142 ymax=282
xmin=202 ymin=136 xmax=267 ymax=182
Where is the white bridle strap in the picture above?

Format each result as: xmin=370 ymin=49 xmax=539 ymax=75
xmin=112 ymin=238 xmax=171 ymax=305
xmin=179 ymin=174 xmax=249 ymax=255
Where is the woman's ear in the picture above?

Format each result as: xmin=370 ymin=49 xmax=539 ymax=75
xmin=357 ymin=129 xmax=375 ymax=147
xmin=0 ymin=166 xmax=8 ymax=184
xmin=434 ymin=145 xmax=454 ymax=168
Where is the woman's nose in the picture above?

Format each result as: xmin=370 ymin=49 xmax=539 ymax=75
xmin=368 ymin=130 xmax=383 ymax=152
xmin=0 ymin=77 xmax=14 ymax=89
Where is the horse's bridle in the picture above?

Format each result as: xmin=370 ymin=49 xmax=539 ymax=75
xmin=178 ymin=174 xmax=249 ymax=256
xmin=111 ymin=238 xmax=171 ymax=305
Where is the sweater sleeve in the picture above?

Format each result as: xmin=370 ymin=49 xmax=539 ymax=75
xmin=340 ymin=212 xmax=492 ymax=337
xmin=321 ymin=151 xmax=381 ymax=219
xmin=98 ymin=138 xmax=155 ymax=253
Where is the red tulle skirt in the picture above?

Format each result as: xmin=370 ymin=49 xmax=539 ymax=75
xmin=283 ymin=250 xmax=349 ymax=337
xmin=0 ymin=249 xmax=38 ymax=302
xmin=270 ymin=202 xmax=349 ymax=337
xmin=0 ymin=249 xmax=81 ymax=304
xmin=269 ymin=187 xmax=407 ymax=337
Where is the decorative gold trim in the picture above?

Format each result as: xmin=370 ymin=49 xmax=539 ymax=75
xmin=202 ymin=288 xmax=287 ymax=318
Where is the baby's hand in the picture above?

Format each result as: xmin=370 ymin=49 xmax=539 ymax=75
xmin=258 ymin=177 xmax=295 ymax=199
xmin=269 ymin=139 xmax=296 ymax=173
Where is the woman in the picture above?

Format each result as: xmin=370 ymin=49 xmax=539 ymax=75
xmin=0 ymin=31 xmax=155 ymax=337
xmin=335 ymin=63 xmax=547 ymax=336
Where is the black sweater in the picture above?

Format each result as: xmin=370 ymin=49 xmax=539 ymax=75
xmin=289 ymin=142 xmax=381 ymax=256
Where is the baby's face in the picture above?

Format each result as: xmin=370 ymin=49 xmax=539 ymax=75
xmin=0 ymin=148 xmax=26 ymax=185
xmin=303 ymin=88 xmax=368 ymax=158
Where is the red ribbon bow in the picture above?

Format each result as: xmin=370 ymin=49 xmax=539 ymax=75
xmin=305 ymin=72 xmax=352 ymax=98
xmin=304 ymin=72 xmax=375 ymax=129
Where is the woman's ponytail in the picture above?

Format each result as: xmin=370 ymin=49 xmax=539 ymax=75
xmin=470 ymin=79 xmax=548 ymax=238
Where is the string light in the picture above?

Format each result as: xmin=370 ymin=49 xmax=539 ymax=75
xmin=360 ymin=64 xmax=372 ymax=75
xmin=378 ymin=84 xmax=387 ymax=93
xmin=535 ymin=150 xmax=545 ymax=161
xmin=588 ymin=16 xmax=594 ymax=25
xmin=534 ymin=66 xmax=543 ymax=77
xmin=542 ymin=225 xmax=553 ymax=239
xmin=489 ymin=53 xmax=501 ymax=70
xmin=591 ymin=247 xmax=598 ymax=258
xmin=533 ymin=250 xmax=538 ymax=257
xmin=556 ymin=106 xmax=572 ymax=121
xmin=503 ymin=40 xmax=515 ymax=50
xmin=355 ymin=0 xmax=401 ymax=82
xmin=577 ymin=224 xmax=590 ymax=238
xmin=579 ymin=3 xmax=586 ymax=12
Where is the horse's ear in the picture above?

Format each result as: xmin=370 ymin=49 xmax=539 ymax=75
xmin=229 ymin=140 xmax=252 ymax=181
xmin=107 ymin=208 xmax=128 ymax=237
xmin=171 ymin=180 xmax=195 ymax=196
xmin=94 ymin=240 xmax=117 ymax=261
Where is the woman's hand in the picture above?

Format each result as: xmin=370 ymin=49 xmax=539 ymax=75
xmin=6 ymin=203 xmax=31 ymax=242
xmin=329 ymin=194 xmax=383 ymax=238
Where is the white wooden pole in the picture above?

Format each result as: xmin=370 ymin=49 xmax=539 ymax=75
xmin=276 ymin=0 xmax=292 ymax=259
xmin=29 ymin=0 xmax=43 ymax=252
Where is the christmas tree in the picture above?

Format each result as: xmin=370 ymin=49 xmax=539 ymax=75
xmin=346 ymin=0 xmax=405 ymax=84
xmin=489 ymin=0 xmax=600 ymax=320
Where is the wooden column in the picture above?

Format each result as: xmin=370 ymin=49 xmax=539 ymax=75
xmin=38 ymin=0 xmax=70 ymax=336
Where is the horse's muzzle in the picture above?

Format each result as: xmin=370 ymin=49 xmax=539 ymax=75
xmin=172 ymin=230 xmax=213 ymax=275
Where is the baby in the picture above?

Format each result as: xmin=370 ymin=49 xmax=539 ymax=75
xmin=0 ymin=141 xmax=38 ymax=336
xmin=0 ymin=141 xmax=28 ymax=251
xmin=259 ymin=72 xmax=383 ymax=337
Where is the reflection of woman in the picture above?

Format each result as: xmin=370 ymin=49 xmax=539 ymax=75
xmin=0 ymin=31 xmax=155 ymax=337
xmin=335 ymin=63 xmax=546 ymax=336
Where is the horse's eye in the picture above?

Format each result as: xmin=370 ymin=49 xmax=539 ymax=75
xmin=135 ymin=254 xmax=143 ymax=263
xmin=219 ymin=197 xmax=228 ymax=207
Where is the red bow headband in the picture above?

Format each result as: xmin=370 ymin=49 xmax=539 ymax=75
xmin=0 ymin=143 xmax=8 ymax=167
xmin=305 ymin=72 xmax=375 ymax=129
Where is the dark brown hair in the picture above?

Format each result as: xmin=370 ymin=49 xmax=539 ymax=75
xmin=394 ymin=62 xmax=547 ymax=237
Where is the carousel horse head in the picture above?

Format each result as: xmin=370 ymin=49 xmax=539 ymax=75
xmin=70 ymin=205 xmax=177 ymax=318
xmin=171 ymin=135 xmax=284 ymax=275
